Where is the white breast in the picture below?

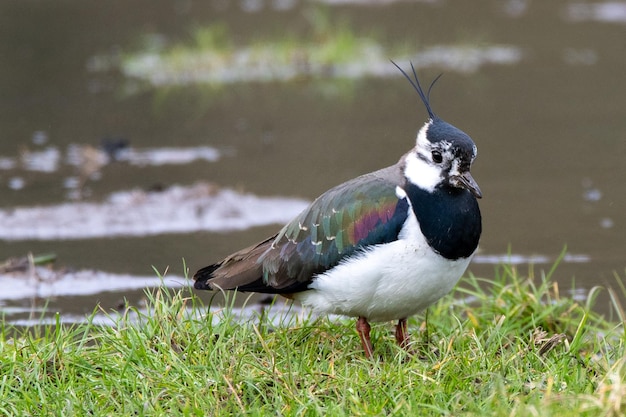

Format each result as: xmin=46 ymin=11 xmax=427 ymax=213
xmin=294 ymin=211 xmax=474 ymax=322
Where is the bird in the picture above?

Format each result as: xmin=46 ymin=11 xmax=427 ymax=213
xmin=193 ymin=62 xmax=482 ymax=359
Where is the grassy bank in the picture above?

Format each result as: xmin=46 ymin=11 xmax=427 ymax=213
xmin=1 ymin=264 xmax=625 ymax=416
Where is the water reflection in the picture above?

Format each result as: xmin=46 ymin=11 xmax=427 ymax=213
xmin=0 ymin=183 xmax=309 ymax=240
xmin=115 ymin=43 xmax=522 ymax=87
xmin=0 ymin=144 xmax=228 ymax=174
xmin=566 ymin=2 xmax=626 ymax=24
xmin=1 ymin=0 xmax=625 ymax=323
xmin=0 ymin=268 xmax=185 ymax=302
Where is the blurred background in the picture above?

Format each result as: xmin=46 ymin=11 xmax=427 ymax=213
xmin=1 ymin=0 xmax=625 ymax=324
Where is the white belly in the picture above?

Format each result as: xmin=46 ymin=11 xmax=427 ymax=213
xmin=293 ymin=201 xmax=477 ymax=322
xmin=294 ymin=239 xmax=472 ymax=322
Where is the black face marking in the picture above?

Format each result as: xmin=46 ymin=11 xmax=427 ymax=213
xmin=404 ymin=182 xmax=481 ymax=260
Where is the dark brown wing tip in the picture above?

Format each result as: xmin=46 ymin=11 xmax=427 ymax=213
xmin=192 ymin=263 xmax=220 ymax=290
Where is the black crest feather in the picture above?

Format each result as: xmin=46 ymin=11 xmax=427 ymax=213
xmin=390 ymin=60 xmax=442 ymax=120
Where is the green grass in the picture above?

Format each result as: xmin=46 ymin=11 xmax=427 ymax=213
xmin=1 ymin=264 xmax=626 ymax=416
xmin=120 ymin=17 xmax=386 ymax=88
xmin=115 ymin=6 xmax=516 ymax=90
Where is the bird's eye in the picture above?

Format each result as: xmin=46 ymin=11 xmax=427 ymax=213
xmin=432 ymin=151 xmax=443 ymax=163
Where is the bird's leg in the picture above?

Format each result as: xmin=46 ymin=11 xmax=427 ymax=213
xmin=395 ymin=317 xmax=412 ymax=352
xmin=356 ymin=316 xmax=374 ymax=359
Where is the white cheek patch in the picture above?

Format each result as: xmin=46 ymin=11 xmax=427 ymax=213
xmin=404 ymin=152 xmax=440 ymax=192
xmin=405 ymin=120 xmax=444 ymax=191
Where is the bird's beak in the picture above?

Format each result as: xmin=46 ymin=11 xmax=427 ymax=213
xmin=452 ymin=171 xmax=482 ymax=199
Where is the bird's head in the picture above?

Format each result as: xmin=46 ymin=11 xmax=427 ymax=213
xmin=392 ymin=61 xmax=482 ymax=199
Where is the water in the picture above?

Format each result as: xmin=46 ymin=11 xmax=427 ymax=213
xmin=1 ymin=0 xmax=625 ymax=324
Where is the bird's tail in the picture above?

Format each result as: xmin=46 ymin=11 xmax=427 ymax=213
xmin=193 ymin=264 xmax=221 ymax=290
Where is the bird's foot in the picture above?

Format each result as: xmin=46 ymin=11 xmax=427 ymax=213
xmin=395 ymin=318 xmax=411 ymax=350
xmin=356 ymin=316 xmax=375 ymax=360
xmin=396 ymin=317 xmax=441 ymax=360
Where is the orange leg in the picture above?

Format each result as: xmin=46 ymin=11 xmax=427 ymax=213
xmin=356 ymin=316 xmax=374 ymax=359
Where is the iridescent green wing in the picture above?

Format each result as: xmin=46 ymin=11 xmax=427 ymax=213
xmin=258 ymin=165 xmax=409 ymax=292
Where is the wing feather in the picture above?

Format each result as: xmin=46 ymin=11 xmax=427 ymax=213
xmin=258 ymin=164 xmax=409 ymax=291
xmin=194 ymin=163 xmax=409 ymax=294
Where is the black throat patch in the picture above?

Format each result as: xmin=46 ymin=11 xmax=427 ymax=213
xmin=405 ymin=182 xmax=481 ymax=260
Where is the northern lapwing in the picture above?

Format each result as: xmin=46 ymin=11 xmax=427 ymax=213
xmin=193 ymin=62 xmax=482 ymax=359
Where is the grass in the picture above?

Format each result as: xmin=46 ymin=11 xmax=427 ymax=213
xmin=111 ymin=6 xmax=520 ymax=91
xmin=1 ymin=264 xmax=626 ymax=416
xmin=119 ymin=9 xmax=387 ymax=88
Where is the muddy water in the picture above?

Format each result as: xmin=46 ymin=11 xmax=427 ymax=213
xmin=1 ymin=0 xmax=625 ymax=324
